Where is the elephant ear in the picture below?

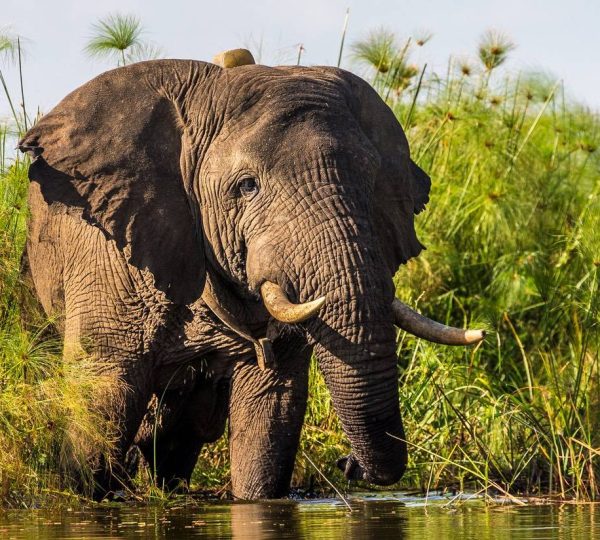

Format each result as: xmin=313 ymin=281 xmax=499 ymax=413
xmin=18 ymin=61 xmax=208 ymax=304
xmin=341 ymin=71 xmax=431 ymax=272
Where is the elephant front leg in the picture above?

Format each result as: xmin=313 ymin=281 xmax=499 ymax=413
xmin=86 ymin=361 xmax=153 ymax=500
xmin=229 ymin=337 xmax=311 ymax=499
xmin=134 ymin=376 xmax=230 ymax=492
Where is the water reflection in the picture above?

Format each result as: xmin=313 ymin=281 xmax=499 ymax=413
xmin=230 ymin=499 xmax=407 ymax=539
xmin=0 ymin=496 xmax=598 ymax=539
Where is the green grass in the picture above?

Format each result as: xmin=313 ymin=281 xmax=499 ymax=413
xmin=0 ymin=141 xmax=119 ymax=506
xmin=1 ymin=29 xmax=599 ymax=505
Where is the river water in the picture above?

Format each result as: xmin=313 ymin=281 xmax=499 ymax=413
xmin=0 ymin=494 xmax=598 ymax=539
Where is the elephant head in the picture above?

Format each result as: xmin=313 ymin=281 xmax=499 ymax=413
xmin=19 ymin=51 xmax=483 ymax=493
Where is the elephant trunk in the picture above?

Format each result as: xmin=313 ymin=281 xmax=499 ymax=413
xmin=316 ymin=338 xmax=407 ymax=486
xmin=305 ymin=241 xmax=407 ymax=485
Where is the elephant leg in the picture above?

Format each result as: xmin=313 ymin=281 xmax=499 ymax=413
xmin=229 ymin=336 xmax=311 ymax=499
xmin=135 ymin=376 xmax=230 ymax=491
xmin=60 ymin=313 xmax=152 ymax=499
xmin=88 ymin=361 xmax=152 ymax=500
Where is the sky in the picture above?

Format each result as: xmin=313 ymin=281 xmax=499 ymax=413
xmin=1 ymin=0 xmax=599 ymax=120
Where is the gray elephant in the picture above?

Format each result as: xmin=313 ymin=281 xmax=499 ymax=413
xmin=18 ymin=49 xmax=483 ymax=500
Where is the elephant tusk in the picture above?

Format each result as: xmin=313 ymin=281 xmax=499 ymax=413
xmin=392 ymin=298 xmax=486 ymax=346
xmin=260 ymin=281 xmax=325 ymax=324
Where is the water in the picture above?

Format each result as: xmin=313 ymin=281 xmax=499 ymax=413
xmin=1 ymin=494 xmax=598 ymax=539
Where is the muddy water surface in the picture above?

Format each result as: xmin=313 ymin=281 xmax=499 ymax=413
xmin=0 ymin=494 xmax=598 ymax=539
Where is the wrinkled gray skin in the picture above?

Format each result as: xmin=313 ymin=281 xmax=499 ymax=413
xmin=19 ymin=59 xmax=430 ymax=499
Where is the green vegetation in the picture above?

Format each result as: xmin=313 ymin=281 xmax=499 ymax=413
xmin=84 ymin=13 xmax=163 ymax=67
xmin=294 ymin=29 xmax=600 ymax=501
xmin=1 ymin=24 xmax=598 ymax=506
xmin=0 ymin=29 xmax=18 ymax=60
xmin=0 ymin=138 xmax=118 ymax=506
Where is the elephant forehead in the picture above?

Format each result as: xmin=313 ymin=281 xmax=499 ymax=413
xmin=209 ymin=114 xmax=379 ymax=179
xmin=219 ymin=65 xmax=354 ymax=122
xmin=215 ymin=105 xmax=376 ymax=170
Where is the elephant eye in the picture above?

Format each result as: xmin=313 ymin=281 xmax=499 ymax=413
xmin=238 ymin=177 xmax=259 ymax=199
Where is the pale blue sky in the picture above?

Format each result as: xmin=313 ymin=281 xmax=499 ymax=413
xmin=1 ymin=0 xmax=599 ymax=119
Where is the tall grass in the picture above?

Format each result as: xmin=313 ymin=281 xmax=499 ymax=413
xmin=291 ymin=31 xmax=599 ymax=501
xmin=0 ymin=124 xmax=119 ymax=506
xmin=84 ymin=13 xmax=163 ymax=66
xmin=1 ymin=26 xmax=598 ymax=504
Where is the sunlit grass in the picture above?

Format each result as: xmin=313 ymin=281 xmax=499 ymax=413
xmin=291 ymin=29 xmax=599 ymax=501
xmin=0 ymin=135 xmax=119 ymax=507
xmin=84 ymin=13 xmax=162 ymax=67
xmin=0 ymin=28 xmax=18 ymax=62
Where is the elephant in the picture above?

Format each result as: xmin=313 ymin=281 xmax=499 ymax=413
xmin=18 ymin=49 xmax=484 ymax=500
